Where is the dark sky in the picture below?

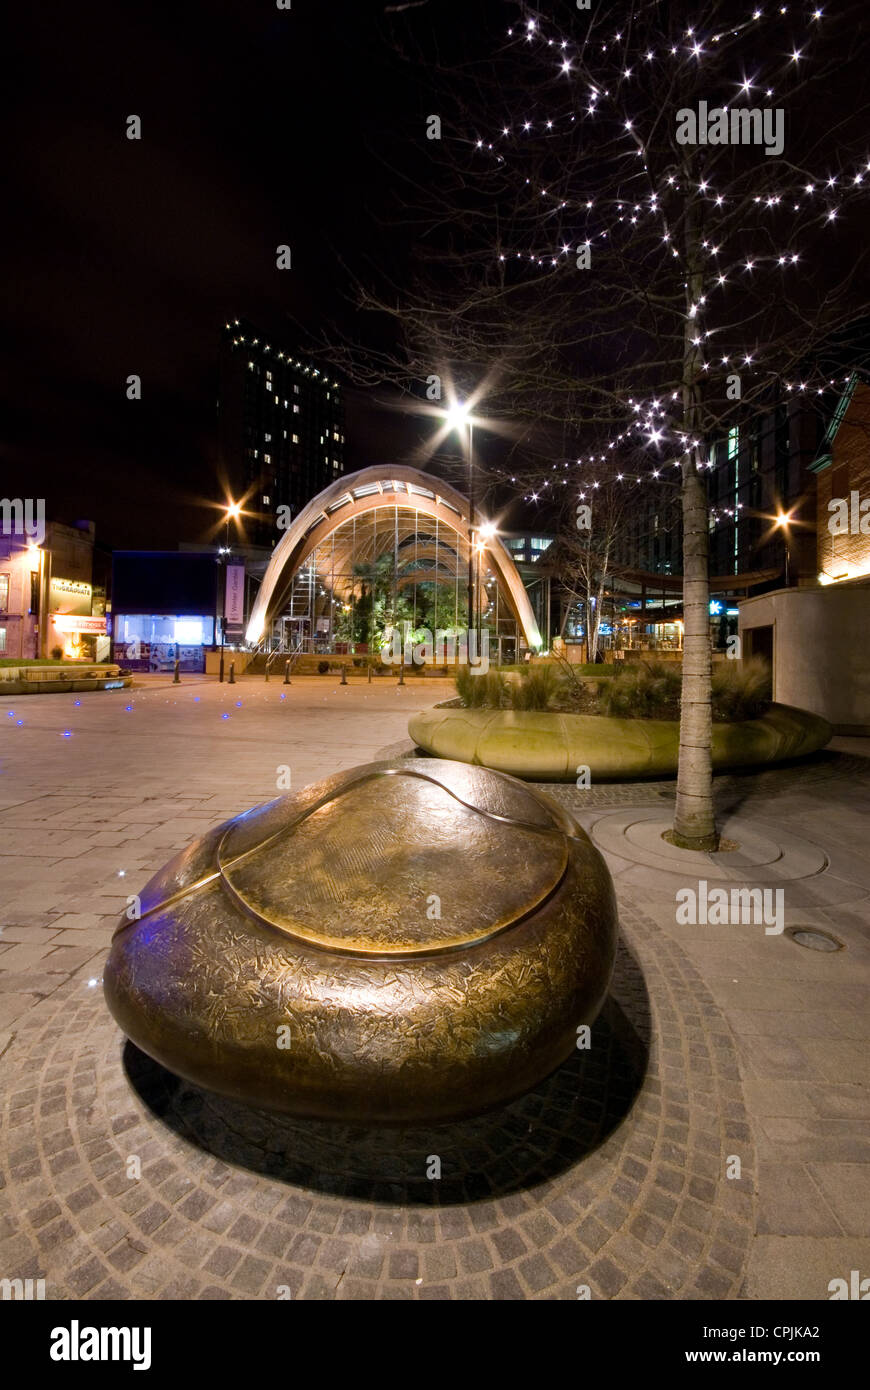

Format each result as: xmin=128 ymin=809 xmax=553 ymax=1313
xmin=7 ymin=1 xmax=870 ymax=551
xmin=4 ymin=0 xmax=487 ymax=549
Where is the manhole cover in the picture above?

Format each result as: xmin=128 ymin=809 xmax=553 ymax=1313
xmin=789 ymin=929 xmax=843 ymax=953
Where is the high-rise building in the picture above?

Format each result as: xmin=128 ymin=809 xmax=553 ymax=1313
xmin=610 ymin=394 xmax=824 ymax=589
xmin=217 ymin=318 xmax=345 ymax=548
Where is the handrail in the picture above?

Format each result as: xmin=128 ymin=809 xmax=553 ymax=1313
xmin=265 ymin=640 xmax=304 ymax=672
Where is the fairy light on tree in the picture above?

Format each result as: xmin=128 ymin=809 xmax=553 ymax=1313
xmin=329 ymin=0 xmax=870 ymax=851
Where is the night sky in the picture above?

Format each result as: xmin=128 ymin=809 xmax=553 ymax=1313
xmin=4 ymin=0 xmax=487 ymax=550
xmin=7 ymin=2 xmax=869 ymax=553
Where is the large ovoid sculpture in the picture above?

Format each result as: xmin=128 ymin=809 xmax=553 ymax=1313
xmin=104 ymin=760 xmax=618 ymax=1124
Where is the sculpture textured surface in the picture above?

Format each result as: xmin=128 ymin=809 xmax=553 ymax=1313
xmin=104 ymin=759 xmax=618 ymax=1123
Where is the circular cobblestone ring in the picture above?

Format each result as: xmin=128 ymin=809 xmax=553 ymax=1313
xmin=104 ymin=759 xmax=618 ymax=1125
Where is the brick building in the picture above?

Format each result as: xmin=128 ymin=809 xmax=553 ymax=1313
xmin=0 ymin=518 xmax=107 ymax=661
xmin=811 ymin=374 xmax=870 ymax=584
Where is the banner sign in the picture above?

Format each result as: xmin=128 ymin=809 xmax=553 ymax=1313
xmin=225 ymin=565 xmax=246 ymax=626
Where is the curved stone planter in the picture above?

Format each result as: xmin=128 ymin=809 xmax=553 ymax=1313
xmin=408 ymin=703 xmax=832 ymax=782
xmin=104 ymin=759 xmax=618 ymax=1125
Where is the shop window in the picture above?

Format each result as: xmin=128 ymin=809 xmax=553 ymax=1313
xmin=113 ymin=615 xmax=213 ymax=673
xmin=0 ymin=626 xmax=6 ymax=652
xmin=0 ymin=574 xmax=8 ymax=610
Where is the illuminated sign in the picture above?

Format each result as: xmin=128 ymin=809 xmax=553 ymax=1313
xmin=709 ymin=600 xmax=723 ymax=616
xmin=50 ymin=578 xmax=92 ymax=597
xmin=50 ymin=577 xmax=92 ymax=617
xmin=52 ymin=614 xmax=106 ymax=633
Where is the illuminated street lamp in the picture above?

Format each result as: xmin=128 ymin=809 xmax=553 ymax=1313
xmin=225 ymin=499 xmax=242 ymax=548
xmin=775 ymin=510 xmax=793 ymax=587
xmin=441 ymin=400 xmax=478 ymax=633
xmin=217 ymin=501 xmax=243 ymax=680
xmin=28 ymin=542 xmax=46 ymax=659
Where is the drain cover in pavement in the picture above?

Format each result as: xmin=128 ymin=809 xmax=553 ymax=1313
xmin=790 ymin=929 xmax=843 ymax=952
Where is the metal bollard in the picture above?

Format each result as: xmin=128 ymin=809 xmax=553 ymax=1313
xmin=284 ymin=661 xmax=291 ymax=685
xmin=228 ymin=661 xmax=235 ymax=685
xmin=398 ymin=660 xmax=405 ymax=687
xmin=367 ymin=662 xmax=372 ymax=684
xmin=173 ymin=659 xmax=180 ymax=684
xmin=340 ymin=664 xmax=347 ymax=685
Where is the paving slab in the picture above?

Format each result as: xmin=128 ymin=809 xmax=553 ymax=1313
xmin=0 ymin=679 xmax=867 ymax=1300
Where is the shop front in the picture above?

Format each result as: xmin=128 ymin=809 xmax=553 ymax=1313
xmin=112 ymin=614 xmax=216 ymax=673
xmin=48 ymin=577 xmax=110 ymax=662
xmin=111 ymin=552 xmax=223 ymax=674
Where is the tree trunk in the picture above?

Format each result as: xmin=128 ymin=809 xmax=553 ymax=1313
xmin=673 ymin=193 xmax=718 ymax=850
xmin=673 ymin=448 xmax=716 ymax=848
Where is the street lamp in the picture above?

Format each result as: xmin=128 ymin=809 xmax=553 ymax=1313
xmin=441 ymin=401 xmax=477 ymax=634
xmin=775 ymin=511 xmax=793 ymax=587
xmin=225 ymin=500 xmax=242 ymax=548
xmin=217 ymin=501 xmax=242 ymax=680
xmin=28 ymin=543 xmax=46 ymax=659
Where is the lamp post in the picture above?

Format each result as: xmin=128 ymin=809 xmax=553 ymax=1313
xmin=217 ymin=501 xmax=242 ymax=681
xmin=477 ymin=521 xmax=497 ymax=651
xmin=28 ymin=543 xmax=45 ymax=659
xmin=443 ymin=402 xmax=476 ymax=634
xmin=775 ymin=511 xmax=792 ymax=588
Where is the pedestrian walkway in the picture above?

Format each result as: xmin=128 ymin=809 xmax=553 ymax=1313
xmin=0 ymin=678 xmax=867 ymax=1299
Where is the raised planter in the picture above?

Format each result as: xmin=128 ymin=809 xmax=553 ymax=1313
xmin=0 ymin=664 xmax=131 ymax=696
xmin=408 ymin=703 xmax=832 ymax=782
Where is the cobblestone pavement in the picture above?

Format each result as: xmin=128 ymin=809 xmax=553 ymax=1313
xmin=0 ymin=902 xmax=752 ymax=1300
xmin=0 ymin=677 xmax=867 ymax=1299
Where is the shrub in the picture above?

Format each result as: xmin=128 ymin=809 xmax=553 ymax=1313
xmin=318 ymin=660 xmax=329 ymax=674
xmin=455 ymin=666 xmax=506 ymax=708
xmin=51 ymin=646 xmax=63 ymax=661
xmin=711 ymin=657 xmax=771 ymax=721
xmin=597 ymin=661 xmax=681 ymax=719
xmin=509 ymin=663 xmax=565 ymax=711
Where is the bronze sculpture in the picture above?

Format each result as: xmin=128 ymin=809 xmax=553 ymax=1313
xmin=104 ymin=759 xmax=618 ymax=1124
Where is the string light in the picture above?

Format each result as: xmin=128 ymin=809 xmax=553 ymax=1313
xmin=485 ymin=4 xmax=865 ymax=506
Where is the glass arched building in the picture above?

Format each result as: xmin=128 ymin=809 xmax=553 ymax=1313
xmin=246 ymin=466 xmax=543 ymax=663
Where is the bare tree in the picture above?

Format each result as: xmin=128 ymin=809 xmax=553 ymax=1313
xmin=545 ymin=471 xmax=638 ymax=662
xmin=327 ymin=0 xmax=870 ymax=848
